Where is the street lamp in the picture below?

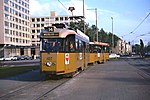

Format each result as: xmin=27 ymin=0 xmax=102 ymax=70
xmin=87 ymin=8 xmax=98 ymax=42
xmin=111 ymin=17 xmax=114 ymax=52
xmin=68 ymin=7 xmax=75 ymax=16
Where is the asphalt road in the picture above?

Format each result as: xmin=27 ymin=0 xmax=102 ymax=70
xmin=0 ymin=58 xmax=150 ymax=100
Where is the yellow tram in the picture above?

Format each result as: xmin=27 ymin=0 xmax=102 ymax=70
xmin=89 ymin=41 xmax=109 ymax=64
xmin=40 ymin=23 xmax=89 ymax=76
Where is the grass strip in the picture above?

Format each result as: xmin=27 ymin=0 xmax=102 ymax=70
xmin=0 ymin=66 xmax=39 ymax=78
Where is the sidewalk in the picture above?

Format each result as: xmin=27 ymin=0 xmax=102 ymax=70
xmin=44 ymin=60 xmax=150 ymax=100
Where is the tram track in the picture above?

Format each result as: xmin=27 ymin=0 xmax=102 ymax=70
xmin=0 ymin=72 xmax=82 ymax=100
xmin=0 ymin=81 xmax=43 ymax=99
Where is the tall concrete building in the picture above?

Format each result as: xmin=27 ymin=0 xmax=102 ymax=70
xmin=0 ymin=0 xmax=30 ymax=57
xmin=30 ymin=11 xmax=75 ymax=56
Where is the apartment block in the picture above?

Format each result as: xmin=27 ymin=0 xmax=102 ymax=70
xmin=30 ymin=11 xmax=74 ymax=56
xmin=0 ymin=0 xmax=31 ymax=57
xmin=113 ymin=39 xmax=132 ymax=55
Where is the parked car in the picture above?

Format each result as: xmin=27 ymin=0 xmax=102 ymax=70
xmin=109 ymin=53 xmax=120 ymax=58
xmin=3 ymin=56 xmax=14 ymax=61
xmin=0 ymin=57 xmax=4 ymax=61
xmin=24 ymin=56 xmax=33 ymax=60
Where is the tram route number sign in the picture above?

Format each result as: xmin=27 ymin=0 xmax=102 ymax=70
xmin=65 ymin=53 xmax=69 ymax=65
xmin=47 ymin=27 xmax=54 ymax=32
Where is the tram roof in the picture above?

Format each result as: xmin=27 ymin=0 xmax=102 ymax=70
xmin=59 ymin=29 xmax=89 ymax=42
xmin=90 ymin=41 xmax=109 ymax=46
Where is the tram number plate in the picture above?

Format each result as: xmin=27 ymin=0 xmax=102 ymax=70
xmin=48 ymin=27 xmax=54 ymax=32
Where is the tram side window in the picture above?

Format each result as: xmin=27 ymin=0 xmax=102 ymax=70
xmin=89 ymin=44 xmax=94 ymax=53
xmin=79 ymin=40 xmax=83 ymax=52
xmin=86 ymin=43 xmax=89 ymax=53
xmin=75 ymin=39 xmax=79 ymax=52
xmin=69 ymin=41 xmax=75 ymax=52
xmin=65 ymin=35 xmax=75 ymax=52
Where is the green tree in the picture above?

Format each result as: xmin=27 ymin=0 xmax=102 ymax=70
xmin=140 ymin=39 xmax=144 ymax=57
xmin=132 ymin=44 xmax=140 ymax=54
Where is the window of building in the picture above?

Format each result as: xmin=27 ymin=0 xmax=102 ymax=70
xmin=16 ymin=38 xmax=18 ymax=42
xmin=4 ymin=14 xmax=9 ymax=19
xmin=23 ymin=33 xmax=25 ymax=37
xmin=23 ymin=39 xmax=25 ymax=43
xmin=13 ymin=31 xmax=15 ymax=35
xmin=37 ymin=30 xmax=40 ymax=33
xmin=4 ymin=6 xmax=9 ymax=12
xmin=37 ymin=18 xmax=40 ymax=22
xmin=13 ymin=38 xmax=15 ymax=42
xmin=41 ymin=18 xmax=44 ymax=21
xmin=55 ymin=17 xmax=59 ymax=21
xmin=22 ymin=1 xmax=24 ymax=6
xmin=19 ymin=6 xmax=21 ymax=10
xmin=60 ymin=17 xmax=63 ymax=21
xmin=4 ymin=0 xmax=9 ymax=4
xmin=10 ymin=37 xmax=13 ymax=42
xmin=19 ymin=13 xmax=21 ymax=17
xmin=32 ymin=30 xmax=35 ymax=33
xmin=16 ymin=31 xmax=18 ymax=36
xmin=37 ymin=24 xmax=40 ymax=27
xmin=15 ymin=4 xmax=18 ymax=9
xmin=65 ymin=17 xmax=68 ymax=20
xmin=16 ymin=25 xmax=18 ymax=29
xmin=33 ymin=24 xmax=35 ymax=27
xmin=5 ymin=29 xmax=9 ymax=34
xmin=19 ymin=32 xmax=21 ymax=36
xmin=5 ymin=21 xmax=9 ymax=27
xmin=19 ymin=19 xmax=21 ymax=23
xmin=41 ymin=24 xmax=44 ymax=27
xmin=32 ymin=35 xmax=34 ymax=38
xmin=10 ymin=23 xmax=12 ymax=27
xmin=16 ymin=18 xmax=18 ymax=22
xmin=25 ymin=15 xmax=27 ymax=19
xmin=10 ymin=30 xmax=13 ymax=35
xmin=37 ymin=35 xmax=40 ymax=38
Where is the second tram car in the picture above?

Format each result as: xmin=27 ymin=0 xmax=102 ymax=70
xmin=89 ymin=41 xmax=109 ymax=64
xmin=40 ymin=24 xmax=89 ymax=76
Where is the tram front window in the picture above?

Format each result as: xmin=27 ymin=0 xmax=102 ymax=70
xmin=42 ymin=39 xmax=64 ymax=52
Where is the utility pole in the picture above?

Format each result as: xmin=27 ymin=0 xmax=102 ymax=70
xmin=83 ymin=0 xmax=85 ymax=34
xmin=111 ymin=17 xmax=114 ymax=52
xmin=95 ymin=8 xmax=98 ymax=42
xmin=87 ymin=8 xmax=98 ymax=42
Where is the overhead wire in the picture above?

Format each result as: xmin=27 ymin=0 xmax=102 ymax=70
xmin=130 ymin=12 xmax=150 ymax=34
xmin=122 ymin=13 xmax=150 ymax=38
xmin=57 ymin=0 xmax=68 ymax=10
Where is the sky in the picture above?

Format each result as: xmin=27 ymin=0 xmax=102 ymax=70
xmin=30 ymin=0 xmax=150 ymax=45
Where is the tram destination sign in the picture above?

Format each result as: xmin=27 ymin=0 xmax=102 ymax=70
xmin=43 ymin=32 xmax=59 ymax=36
xmin=42 ymin=26 xmax=59 ymax=36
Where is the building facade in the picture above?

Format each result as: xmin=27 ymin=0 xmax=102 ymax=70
xmin=113 ymin=39 xmax=132 ymax=55
xmin=0 ymin=0 xmax=30 ymax=57
xmin=30 ymin=11 xmax=74 ymax=56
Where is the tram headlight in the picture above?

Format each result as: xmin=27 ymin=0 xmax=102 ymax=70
xmin=45 ymin=62 xmax=52 ymax=67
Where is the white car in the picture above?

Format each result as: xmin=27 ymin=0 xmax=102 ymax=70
xmin=0 ymin=57 xmax=4 ymax=61
xmin=109 ymin=53 xmax=120 ymax=58
xmin=3 ymin=56 xmax=16 ymax=61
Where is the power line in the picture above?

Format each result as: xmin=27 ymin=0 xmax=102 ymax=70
xmin=122 ymin=13 xmax=150 ymax=38
xmin=130 ymin=32 xmax=150 ymax=43
xmin=130 ymin=13 xmax=150 ymax=34
xmin=57 ymin=0 xmax=68 ymax=10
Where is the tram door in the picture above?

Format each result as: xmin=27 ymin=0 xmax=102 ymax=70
xmin=83 ymin=42 xmax=87 ymax=68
